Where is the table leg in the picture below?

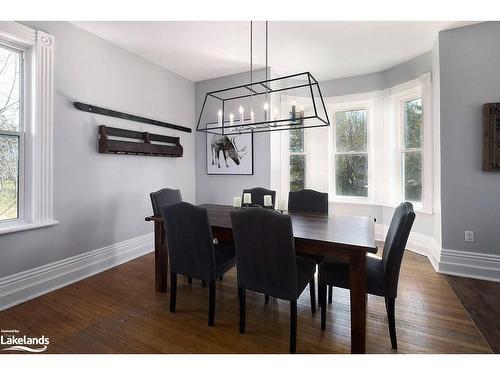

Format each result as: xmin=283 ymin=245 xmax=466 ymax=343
xmin=154 ymin=220 xmax=168 ymax=293
xmin=349 ymin=250 xmax=367 ymax=354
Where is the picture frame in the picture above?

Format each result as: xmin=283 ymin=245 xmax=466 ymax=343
xmin=206 ymin=131 xmax=254 ymax=175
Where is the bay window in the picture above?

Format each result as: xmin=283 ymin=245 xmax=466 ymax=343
xmin=280 ymin=73 xmax=432 ymax=213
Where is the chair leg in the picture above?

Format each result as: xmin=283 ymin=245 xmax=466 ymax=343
xmin=265 ymin=294 xmax=270 ymax=304
xmin=309 ymin=278 xmax=316 ymax=314
xmin=202 ymin=280 xmax=206 ymax=287
xmin=290 ymin=300 xmax=297 ymax=354
xmin=328 ymin=285 xmax=333 ymax=304
xmin=208 ymin=281 xmax=216 ymax=326
xmin=239 ymin=288 xmax=246 ymax=334
xmin=170 ymin=272 xmax=177 ymax=313
xmin=319 ymin=282 xmax=327 ymax=330
xmin=385 ymin=297 xmax=397 ymax=349
xmin=187 ymin=276 xmax=192 ymax=284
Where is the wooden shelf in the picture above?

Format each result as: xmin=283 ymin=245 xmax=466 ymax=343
xmin=483 ymin=103 xmax=500 ymax=171
xmin=98 ymin=125 xmax=183 ymax=157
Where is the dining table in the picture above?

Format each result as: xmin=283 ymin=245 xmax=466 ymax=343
xmin=145 ymin=203 xmax=377 ymax=354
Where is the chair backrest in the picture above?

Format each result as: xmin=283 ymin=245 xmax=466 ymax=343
xmin=288 ymin=189 xmax=328 ymax=214
xmin=150 ymin=188 xmax=182 ymax=216
xmin=162 ymin=202 xmax=216 ymax=281
xmin=382 ymin=202 xmax=416 ymax=298
xmin=242 ymin=187 xmax=276 ymax=208
xmin=231 ymin=208 xmax=298 ymax=300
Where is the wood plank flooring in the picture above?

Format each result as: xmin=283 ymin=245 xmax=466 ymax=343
xmin=446 ymin=275 xmax=500 ymax=353
xmin=0 ymin=249 xmax=492 ymax=354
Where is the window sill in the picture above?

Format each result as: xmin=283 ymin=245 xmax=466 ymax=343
xmin=0 ymin=219 xmax=59 ymax=235
xmin=329 ymin=199 xmax=433 ymax=215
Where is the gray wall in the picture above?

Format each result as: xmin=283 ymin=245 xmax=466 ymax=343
xmin=439 ymin=22 xmax=500 ymax=254
xmin=0 ymin=22 xmax=196 ymax=278
xmin=195 ymin=69 xmax=271 ymax=205
xmin=320 ymin=51 xmax=432 ymax=97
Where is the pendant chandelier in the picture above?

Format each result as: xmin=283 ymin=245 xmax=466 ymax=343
xmin=196 ymin=21 xmax=330 ymax=135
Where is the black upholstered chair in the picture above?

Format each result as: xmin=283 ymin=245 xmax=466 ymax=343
xmin=150 ymin=188 xmax=182 ymax=217
xmin=162 ymin=202 xmax=236 ymax=326
xmin=150 ymin=188 xmax=196 ymax=284
xmin=288 ymin=189 xmax=328 ymax=214
xmin=318 ymin=202 xmax=415 ymax=349
xmin=288 ymin=189 xmax=329 ymax=304
xmin=242 ymin=187 xmax=276 ymax=208
xmin=231 ymin=207 xmax=316 ymax=353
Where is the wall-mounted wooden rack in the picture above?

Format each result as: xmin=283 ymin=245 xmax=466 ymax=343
xmin=74 ymin=102 xmax=192 ymax=133
xmin=483 ymin=103 xmax=500 ymax=171
xmin=98 ymin=125 xmax=183 ymax=157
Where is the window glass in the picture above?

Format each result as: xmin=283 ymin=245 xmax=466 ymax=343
xmin=335 ymin=109 xmax=368 ymax=197
xmin=335 ymin=109 xmax=367 ymax=152
xmin=335 ymin=154 xmax=368 ymax=197
xmin=0 ymin=45 xmax=22 ymax=221
xmin=290 ymin=154 xmax=305 ymax=192
xmin=404 ymin=98 xmax=422 ymax=149
xmin=403 ymin=98 xmax=423 ymax=203
xmin=403 ymin=152 xmax=422 ymax=202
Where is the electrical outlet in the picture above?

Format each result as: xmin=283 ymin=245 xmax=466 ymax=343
xmin=465 ymin=230 xmax=474 ymax=243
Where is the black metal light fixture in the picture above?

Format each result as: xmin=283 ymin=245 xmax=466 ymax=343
xmin=196 ymin=22 xmax=330 ymax=135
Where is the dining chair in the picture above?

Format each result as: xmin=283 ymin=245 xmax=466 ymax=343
xmin=162 ymin=202 xmax=236 ymax=326
xmin=231 ymin=207 xmax=316 ymax=353
xmin=150 ymin=188 xmax=196 ymax=285
xmin=288 ymin=189 xmax=329 ymax=305
xmin=242 ymin=187 xmax=276 ymax=208
xmin=318 ymin=202 xmax=415 ymax=349
xmin=288 ymin=189 xmax=328 ymax=214
xmin=150 ymin=187 xmax=182 ymax=216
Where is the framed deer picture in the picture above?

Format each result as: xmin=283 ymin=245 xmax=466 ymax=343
xmin=206 ymin=132 xmax=254 ymax=175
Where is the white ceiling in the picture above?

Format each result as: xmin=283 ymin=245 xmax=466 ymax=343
xmin=72 ymin=21 xmax=477 ymax=82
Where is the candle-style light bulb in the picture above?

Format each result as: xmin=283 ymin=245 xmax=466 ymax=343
xmin=250 ymin=110 xmax=255 ymax=124
xmin=239 ymin=106 xmax=244 ymax=124
xmin=229 ymin=113 xmax=234 ymax=127
xmin=273 ymin=108 xmax=278 ymax=126
xmin=263 ymin=102 xmax=269 ymax=121
xmin=218 ymin=110 xmax=223 ymax=127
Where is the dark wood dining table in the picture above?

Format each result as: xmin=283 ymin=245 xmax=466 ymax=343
xmin=145 ymin=203 xmax=377 ymax=354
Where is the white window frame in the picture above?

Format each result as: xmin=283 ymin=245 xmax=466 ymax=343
xmin=0 ymin=42 xmax=25 ymax=224
xmin=0 ymin=22 xmax=57 ymax=234
xmin=326 ymin=93 xmax=376 ymax=202
xmin=387 ymin=74 xmax=433 ymax=213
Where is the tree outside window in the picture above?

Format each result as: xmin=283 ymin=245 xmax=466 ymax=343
xmin=402 ymin=98 xmax=423 ymax=203
xmin=334 ymin=109 xmax=368 ymax=197
xmin=289 ymin=123 xmax=305 ymax=192
xmin=0 ymin=44 xmax=21 ymax=221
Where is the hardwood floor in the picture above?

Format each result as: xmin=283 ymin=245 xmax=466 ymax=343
xmin=446 ymin=275 xmax=500 ymax=353
xmin=0 ymin=249 xmax=492 ymax=354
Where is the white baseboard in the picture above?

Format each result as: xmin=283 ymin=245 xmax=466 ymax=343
xmin=376 ymin=223 xmax=500 ymax=282
xmin=375 ymin=224 xmax=440 ymax=271
xmin=0 ymin=233 xmax=154 ymax=311
xmin=439 ymin=248 xmax=500 ymax=282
